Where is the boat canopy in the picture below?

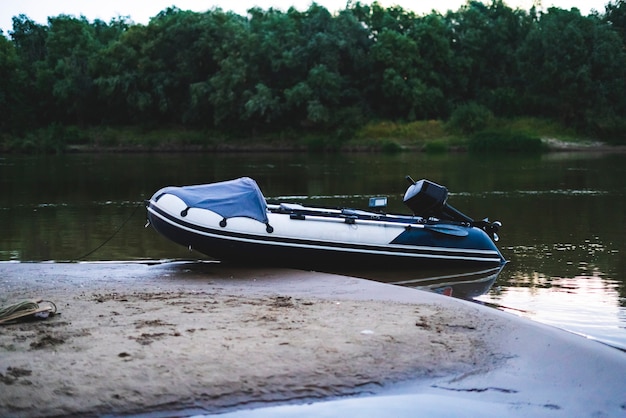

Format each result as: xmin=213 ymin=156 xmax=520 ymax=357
xmin=155 ymin=177 xmax=269 ymax=224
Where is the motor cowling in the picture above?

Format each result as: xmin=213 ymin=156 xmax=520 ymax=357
xmin=403 ymin=178 xmax=449 ymax=218
xmin=403 ymin=176 xmax=501 ymax=241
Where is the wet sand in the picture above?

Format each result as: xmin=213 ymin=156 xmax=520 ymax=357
xmin=1 ymin=261 xmax=625 ymax=417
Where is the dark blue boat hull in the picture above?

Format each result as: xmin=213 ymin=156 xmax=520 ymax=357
xmin=147 ymin=203 xmax=505 ymax=269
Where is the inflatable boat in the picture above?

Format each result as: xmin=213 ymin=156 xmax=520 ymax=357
xmin=145 ymin=176 xmax=505 ymax=268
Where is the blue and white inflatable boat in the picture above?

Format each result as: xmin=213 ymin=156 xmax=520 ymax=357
xmin=146 ymin=176 xmax=505 ymax=268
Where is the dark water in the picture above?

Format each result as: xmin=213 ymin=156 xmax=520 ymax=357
xmin=1 ymin=151 xmax=624 ymax=349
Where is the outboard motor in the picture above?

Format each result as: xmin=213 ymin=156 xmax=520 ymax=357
xmin=403 ymin=176 xmax=502 ymax=241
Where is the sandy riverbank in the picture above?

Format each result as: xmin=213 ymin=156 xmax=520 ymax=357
xmin=1 ymin=261 xmax=625 ymax=417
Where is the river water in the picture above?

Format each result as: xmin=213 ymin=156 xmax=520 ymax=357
xmin=1 ymin=151 xmax=624 ymax=350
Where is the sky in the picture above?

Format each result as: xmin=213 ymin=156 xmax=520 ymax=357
xmin=0 ymin=0 xmax=612 ymax=35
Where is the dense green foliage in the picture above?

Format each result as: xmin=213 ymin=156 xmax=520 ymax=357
xmin=1 ymin=0 xmax=626 ymax=149
xmin=446 ymin=102 xmax=494 ymax=134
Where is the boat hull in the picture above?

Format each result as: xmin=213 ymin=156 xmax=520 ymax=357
xmin=146 ymin=192 xmax=505 ymax=269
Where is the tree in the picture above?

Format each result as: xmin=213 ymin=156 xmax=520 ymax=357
xmin=0 ymin=33 xmax=23 ymax=131
xmin=445 ymin=1 xmax=531 ymax=115
xmin=291 ymin=4 xmax=371 ymax=133
xmin=2 ymin=3 xmax=626 ymax=141
xmin=204 ymin=11 xmax=253 ymax=128
xmin=39 ymin=15 xmax=103 ymax=125
xmin=93 ymin=24 xmax=152 ymax=124
xmin=10 ymin=15 xmax=48 ymax=64
xmin=8 ymin=15 xmax=49 ymax=127
xmin=238 ymin=4 xmax=371 ymax=134
xmin=517 ymin=7 xmax=626 ymax=127
xmin=604 ymin=0 xmax=626 ymax=44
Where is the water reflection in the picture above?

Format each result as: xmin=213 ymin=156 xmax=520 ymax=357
xmin=388 ymin=266 xmax=504 ymax=299
xmin=317 ymin=265 xmax=504 ymax=301
xmin=478 ymin=273 xmax=625 ymax=350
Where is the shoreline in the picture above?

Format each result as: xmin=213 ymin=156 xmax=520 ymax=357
xmin=1 ymin=261 xmax=625 ymax=417
xmin=60 ymin=138 xmax=626 ymax=154
xmin=3 ymin=130 xmax=626 ymax=155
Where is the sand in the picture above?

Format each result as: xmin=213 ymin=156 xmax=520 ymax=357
xmin=1 ymin=261 xmax=625 ymax=418
xmin=0 ymin=261 xmax=502 ymax=417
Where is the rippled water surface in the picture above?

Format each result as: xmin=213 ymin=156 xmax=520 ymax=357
xmin=1 ymin=151 xmax=624 ymax=349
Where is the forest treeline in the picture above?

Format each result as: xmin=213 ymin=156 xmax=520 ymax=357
xmin=1 ymin=0 xmax=626 ymax=148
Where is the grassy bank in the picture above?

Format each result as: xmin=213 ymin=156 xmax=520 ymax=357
xmin=0 ymin=117 xmax=620 ymax=154
xmin=347 ymin=117 xmax=601 ymax=153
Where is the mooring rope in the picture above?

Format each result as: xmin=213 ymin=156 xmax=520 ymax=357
xmin=0 ymin=300 xmax=57 ymax=324
xmin=75 ymin=200 xmax=144 ymax=261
